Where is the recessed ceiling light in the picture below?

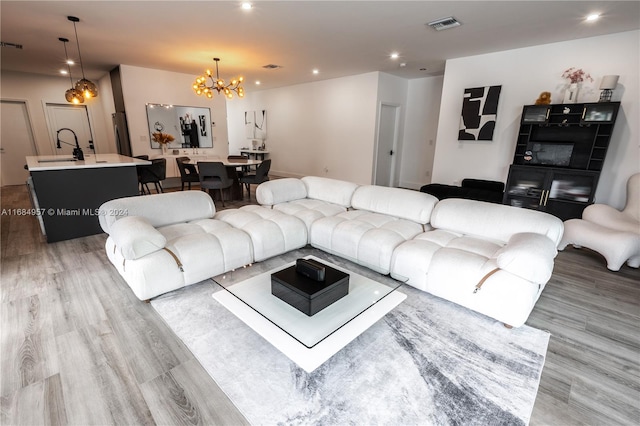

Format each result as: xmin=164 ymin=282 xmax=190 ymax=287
xmin=586 ymin=13 xmax=600 ymax=22
xmin=255 ymin=81 xmax=261 ymax=85
xmin=60 ymin=69 xmax=68 ymax=74
xmin=390 ymin=52 xmax=399 ymax=59
xmin=66 ymin=59 xmax=74 ymax=65
xmin=312 ymin=69 xmax=319 ymax=74
xmin=241 ymin=2 xmax=252 ymax=10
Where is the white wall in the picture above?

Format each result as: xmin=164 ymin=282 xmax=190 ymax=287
xmin=433 ymin=30 xmax=639 ymax=209
xmin=119 ymin=65 xmax=229 ymax=158
xmin=0 ymin=71 xmax=112 ymax=156
xmin=227 ymin=72 xmax=379 ymax=184
xmin=400 ymin=75 xmax=444 ymax=189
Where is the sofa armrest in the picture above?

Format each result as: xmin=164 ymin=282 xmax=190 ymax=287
xmin=493 ymin=232 xmax=557 ymax=283
xmin=256 ymin=178 xmax=308 ymax=206
xmin=109 ymin=216 xmax=167 ymax=260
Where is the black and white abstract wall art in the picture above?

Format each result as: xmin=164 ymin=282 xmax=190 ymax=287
xmin=244 ymin=110 xmax=267 ymax=140
xmin=458 ymin=85 xmax=502 ymax=141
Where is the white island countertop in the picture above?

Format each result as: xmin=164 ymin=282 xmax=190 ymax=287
xmin=26 ymin=154 xmax=150 ymax=171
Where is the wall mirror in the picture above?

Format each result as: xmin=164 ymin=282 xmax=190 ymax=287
xmin=146 ymin=104 xmax=213 ymax=148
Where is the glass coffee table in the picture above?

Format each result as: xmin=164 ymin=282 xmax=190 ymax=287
xmin=212 ymin=249 xmax=406 ymax=372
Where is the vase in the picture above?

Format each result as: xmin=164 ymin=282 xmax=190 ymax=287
xmin=161 ymin=144 xmax=167 ymax=154
xmin=564 ymin=83 xmax=580 ymax=103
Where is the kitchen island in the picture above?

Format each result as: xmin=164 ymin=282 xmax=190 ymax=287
xmin=26 ymin=154 xmax=149 ymax=243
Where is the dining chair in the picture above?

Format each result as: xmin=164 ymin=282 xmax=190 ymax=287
xmin=136 ymin=158 xmax=166 ymax=195
xmin=176 ymin=156 xmax=200 ymax=190
xmin=198 ymin=161 xmax=233 ymax=207
xmin=239 ymin=159 xmax=271 ymax=200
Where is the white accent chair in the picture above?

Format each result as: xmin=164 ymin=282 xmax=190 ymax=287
xmin=559 ymin=173 xmax=640 ymax=271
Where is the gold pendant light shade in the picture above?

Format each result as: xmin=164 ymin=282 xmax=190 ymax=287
xmin=75 ymin=78 xmax=98 ymax=99
xmin=65 ymin=88 xmax=85 ymax=104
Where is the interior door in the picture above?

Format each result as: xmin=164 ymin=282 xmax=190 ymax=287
xmin=45 ymin=103 xmax=94 ymax=156
xmin=1 ymin=100 xmax=37 ymax=186
xmin=375 ymin=104 xmax=399 ymax=187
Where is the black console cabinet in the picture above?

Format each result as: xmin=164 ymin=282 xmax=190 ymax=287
xmin=504 ymin=102 xmax=619 ymax=220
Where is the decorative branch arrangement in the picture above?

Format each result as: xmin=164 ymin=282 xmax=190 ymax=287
xmin=561 ymin=67 xmax=593 ymax=84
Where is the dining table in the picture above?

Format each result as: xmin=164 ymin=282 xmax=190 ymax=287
xmin=188 ymin=157 xmax=262 ymax=201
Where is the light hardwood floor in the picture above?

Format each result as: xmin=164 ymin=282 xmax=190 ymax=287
xmin=1 ymin=184 xmax=639 ymax=425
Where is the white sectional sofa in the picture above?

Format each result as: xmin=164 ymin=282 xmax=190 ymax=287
xmin=98 ymin=176 xmax=563 ymax=327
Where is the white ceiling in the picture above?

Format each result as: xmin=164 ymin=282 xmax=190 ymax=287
xmin=1 ymin=1 xmax=639 ymax=91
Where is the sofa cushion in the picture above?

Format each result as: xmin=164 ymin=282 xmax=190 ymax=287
xmin=99 ymin=191 xmax=215 ymax=234
xmin=259 ymin=177 xmax=358 ymax=236
xmin=430 ymin=198 xmax=564 ymax=245
xmin=301 ymin=176 xmax=359 ymax=207
xmin=159 ymin=220 xmax=254 ymax=285
xmin=310 ymin=210 xmax=424 ymax=274
xmin=390 ymin=230 xmax=502 ymax=289
xmin=109 ymin=216 xmax=167 ymax=260
xmin=215 ymin=205 xmax=307 ymax=262
xmin=274 ymin=199 xmax=347 ymax=234
xmin=351 ymin=185 xmax=437 ymax=225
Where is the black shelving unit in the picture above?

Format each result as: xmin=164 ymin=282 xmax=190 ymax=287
xmin=504 ymin=102 xmax=620 ymax=220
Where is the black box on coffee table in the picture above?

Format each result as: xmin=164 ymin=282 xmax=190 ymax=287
xmin=271 ymin=260 xmax=349 ymax=316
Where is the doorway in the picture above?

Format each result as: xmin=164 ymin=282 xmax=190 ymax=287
xmin=374 ymin=103 xmax=400 ymax=187
xmin=1 ymin=100 xmax=37 ymax=186
xmin=45 ymin=103 xmax=95 ymax=156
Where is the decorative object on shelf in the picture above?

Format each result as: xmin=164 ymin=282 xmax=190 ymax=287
xmin=67 ymin=16 xmax=98 ymax=100
xmin=193 ymin=58 xmax=244 ymax=99
xmin=458 ymin=85 xmax=502 ymax=141
xmin=535 ymin=91 xmax=551 ymax=105
xmin=598 ymin=75 xmax=619 ymax=102
xmin=59 ymin=37 xmax=84 ymax=104
xmin=561 ymin=67 xmax=592 ymax=103
xmin=564 ymin=84 xmax=580 ymax=103
xmin=151 ymin=132 xmax=175 ymax=154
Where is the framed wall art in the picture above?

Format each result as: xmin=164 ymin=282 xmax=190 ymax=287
xmin=458 ymin=85 xmax=502 ymax=141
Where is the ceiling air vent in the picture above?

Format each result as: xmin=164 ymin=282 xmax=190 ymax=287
xmin=0 ymin=41 xmax=23 ymax=49
xmin=426 ymin=17 xmax=461 ymax=31
xmin=262 ymin=64 xmax=283 ymax=69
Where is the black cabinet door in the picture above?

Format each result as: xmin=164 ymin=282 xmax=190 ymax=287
xmin=503 ymin=165 xmax=599 ymax=221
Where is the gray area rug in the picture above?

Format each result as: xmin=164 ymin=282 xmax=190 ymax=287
xmin=151 ymin=250 xmax=549 ymax=425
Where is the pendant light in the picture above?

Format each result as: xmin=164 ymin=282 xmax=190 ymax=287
xmin=59 ymin=37 xmax=84 ymax=104
xmin=193 ymin=58 xmax=244 ymax=99
xmin=68 ymin=16 xmax=98 ymax=99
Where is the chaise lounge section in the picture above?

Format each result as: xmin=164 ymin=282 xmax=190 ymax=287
xmin=98 ymin=176 xmax=563 ymax=327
